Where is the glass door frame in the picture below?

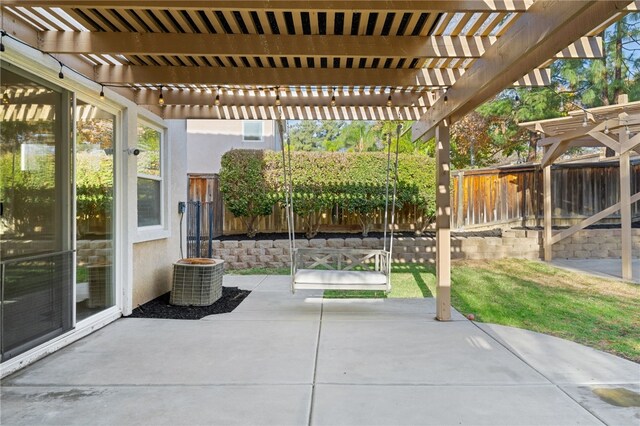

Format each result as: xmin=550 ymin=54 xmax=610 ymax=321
xmin=0 ymin=61 xmax=74 ymax=361
xmin=73 ymin=94 xmax=123 ymax=328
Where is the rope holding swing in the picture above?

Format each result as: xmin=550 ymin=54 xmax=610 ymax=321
xmin=276 ymin=107 xmax=296 ymax=291
xmin=281 ymin=117 xmax=401 ymax=294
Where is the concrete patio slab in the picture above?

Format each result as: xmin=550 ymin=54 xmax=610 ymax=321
xmin=322 ymin=297 xmax=466 ymax=321
xmin=253 ymin=275 xmax=294 ymax=292
xmin=550 ymin=259 xmax=640 ymax=283
xmin=560 ymin=384 xmax=640 ymax=426
xmin=311 ymin=384 xmax=601 ymax=426
xmin=476 ymin=323 xmax=640 ymax=385
xmin=4 ymin=318 xmax=319 ymax=386
xmin=1 ymin=385 xmax=311 ymax=426
xmin=2 ymin=275 xmax=638 ymax=425
xmin=222 ymin=274 xmax=267 ymax=290
xmin=315 ymin=320 xmax=549 ymax=385
xmin=204 ymin=290 xmax=323 ymax=321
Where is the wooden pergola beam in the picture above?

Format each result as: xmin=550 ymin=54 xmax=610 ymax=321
xmin=135 ymin=88 xmax=432 ymax=108
xmin=94 ymin=66 xmax=464 ymax=86
xmin=40 ymin=33 xmax=495 ymax=58
xmin=38 ymin=32 xmax=602 ymax=60
xmin=3 ymin=1 xmax=534 ymax=12
xmin=145 ymin=105 xmax=427 ymax=121
xmin=412 ymin=0 xmax=633 ymax=141
xmin=95 ymin=65 xmax=551 ymax=88
xmin=549 ymin=193 xmax=640 ymax=246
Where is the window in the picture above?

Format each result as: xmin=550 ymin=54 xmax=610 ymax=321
xmin=137 ymin=124 xmax=163 ymax=227
xmin=242 ymin=120 xmax=263 ymax=142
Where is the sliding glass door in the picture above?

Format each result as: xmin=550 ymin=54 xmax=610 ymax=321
xmin=75 ymin=100 xmax=115 ymax=321
xmin=0 ymin=64 xmax=73 ymax=362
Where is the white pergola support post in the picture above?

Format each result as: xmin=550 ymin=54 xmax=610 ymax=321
xmin=435 ymin=122 xmax=451 ymax=321
xmin=543 ymin=148 xmax=553 ymax=262
xmin=618 ymin=95 xmax=633 ymax=281
xmin=620 ymin=150 xmax=632 ymax=281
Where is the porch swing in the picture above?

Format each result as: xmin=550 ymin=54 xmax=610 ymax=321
xmin=277 ymin=116 xmax=401 ymax=293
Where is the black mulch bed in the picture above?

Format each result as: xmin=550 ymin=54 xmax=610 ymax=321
xmin=127 ymin=287 xmax=250 ymax=320
xmin=217 ymin=229 xmax=502 ymax=241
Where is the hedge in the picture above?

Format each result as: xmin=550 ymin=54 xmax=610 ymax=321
xmin=220 ymin=149 xmax=436 ymax=237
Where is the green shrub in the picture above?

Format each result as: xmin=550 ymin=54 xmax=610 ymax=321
xmin=219 ymin=150 xmax=274 ymax=237
xmin=223 ymin=150 xmax=436 ymax=237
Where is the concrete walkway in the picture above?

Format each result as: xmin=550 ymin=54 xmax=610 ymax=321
xmin=550 ymin=258 xmax=640 ymax=283
xmin=1 ymin=275 xmax=639 ymax=425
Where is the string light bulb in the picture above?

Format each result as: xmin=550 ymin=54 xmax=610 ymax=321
xmin=604 ymin=124 xmax=609 ymax=135
xmin=214 ymin=87 xmax=221 ymax=106
xmin=626 ymin=125 xmax=631 ymax=136
xmin=386 ymin=93 xmax=392 ymax=107
xmin=330 ymin=87 xmax=336 ymax=107
xmin=58 ymin=61 xmax=64 ymax=79
xmin=158 ymin=85 xmax=164 ymax=106
xmin=275 ymin=87 xmax=281 ymax=107
xmin=99 ymin=84 xmax=105 ymax=99
xmin=0 ymin=31 xmax=6 ymax=52
xmin=2 ymin=92 xmax=9 ymax=105
xmin=443 ymin=88 xmax=448 ymax=105
xmin=582 ymin=113 xmax=588 ymax=127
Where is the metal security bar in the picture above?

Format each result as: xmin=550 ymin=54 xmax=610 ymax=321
xmin=186 ymin=201 xmax=221 ymax=258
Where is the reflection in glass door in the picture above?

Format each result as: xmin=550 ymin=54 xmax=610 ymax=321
xmin=75 ymin=100 xmax=115 ymax=321
xmin=0 ymin=64 xmax=73 ymax=362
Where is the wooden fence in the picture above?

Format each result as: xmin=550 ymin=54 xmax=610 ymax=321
xmin=187 ymin=174 xmax=223 ymax=238
xmin=452 ymin=160 xmax=640 ymax=229
xmin=188 ymin=160 xmax=640 ymax=235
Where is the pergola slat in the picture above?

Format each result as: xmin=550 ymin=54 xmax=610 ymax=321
xmin=3 ymin=1 xmax=535 ymax=12
xmin=146 ymin=104 xmax=427 ymax=121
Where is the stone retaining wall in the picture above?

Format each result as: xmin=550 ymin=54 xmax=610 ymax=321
xmin=551 ymin=228 xmax=640 ymax=259
xmin=213 ymin=228 xmax=639 ymax=269
xmin=77 ymin=240 xmax=112 ymax=265
xmin=213 ymin=229 xmax=543 ymax=269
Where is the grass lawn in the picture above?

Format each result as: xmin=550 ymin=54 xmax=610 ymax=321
xmin=77 ymin=266 xmax=88 ymax=283
xmin=228 ymin=259 xmax=640 ymax=362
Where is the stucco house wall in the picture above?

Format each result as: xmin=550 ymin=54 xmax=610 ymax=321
xmin=132 ymin=120 xmax=187 ymax=307
xmin=187 ymin=119 xmax=278 ymax=174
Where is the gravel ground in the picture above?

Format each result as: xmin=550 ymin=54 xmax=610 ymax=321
xmin=128 ymin=287 xmax=250 ymax=320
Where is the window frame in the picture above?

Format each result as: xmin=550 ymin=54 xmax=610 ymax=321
xmin=135 ymin=118 xmax=169 ymax=242
xmin=242 ymin=120 xmax=264 ymax=142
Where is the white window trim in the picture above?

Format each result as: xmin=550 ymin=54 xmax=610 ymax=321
xmin=135 ymin=119 xmax=170 ymax=242
xmin=242 ymin=120 xmax=264 ymax=142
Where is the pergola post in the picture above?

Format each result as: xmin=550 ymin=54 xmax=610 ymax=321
xmin=620 ymin=146 xmax=632 ymax=281
xmin=543 ymin=147 xmax=553 ymax=261
xmin=435 ymin=122 xmax=451 ymax=321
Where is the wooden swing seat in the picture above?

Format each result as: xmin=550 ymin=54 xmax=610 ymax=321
xmin=292 ymin=248 xmax=391 ymax=292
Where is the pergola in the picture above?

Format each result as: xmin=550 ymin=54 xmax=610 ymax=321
xmin=520 ymin=96 xmax=640 ymax=281
xmin=1 ymin=0 xmax=637 ymax=319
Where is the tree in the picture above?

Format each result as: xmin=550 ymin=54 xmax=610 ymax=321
xmin=555 ymin=14 xmax=640 ymax=108
xmin=447 ymin=15 xmax=640 ymax=168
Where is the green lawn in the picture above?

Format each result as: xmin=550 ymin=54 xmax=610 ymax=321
xmin=77 ymin=266 xmax=88 ymax=283
xmin=228 ymin=259 xmax=640 ymax=362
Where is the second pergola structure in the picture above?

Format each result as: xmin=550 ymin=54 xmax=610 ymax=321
xmin=520 ymin=96 xmax=640 ymax=281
